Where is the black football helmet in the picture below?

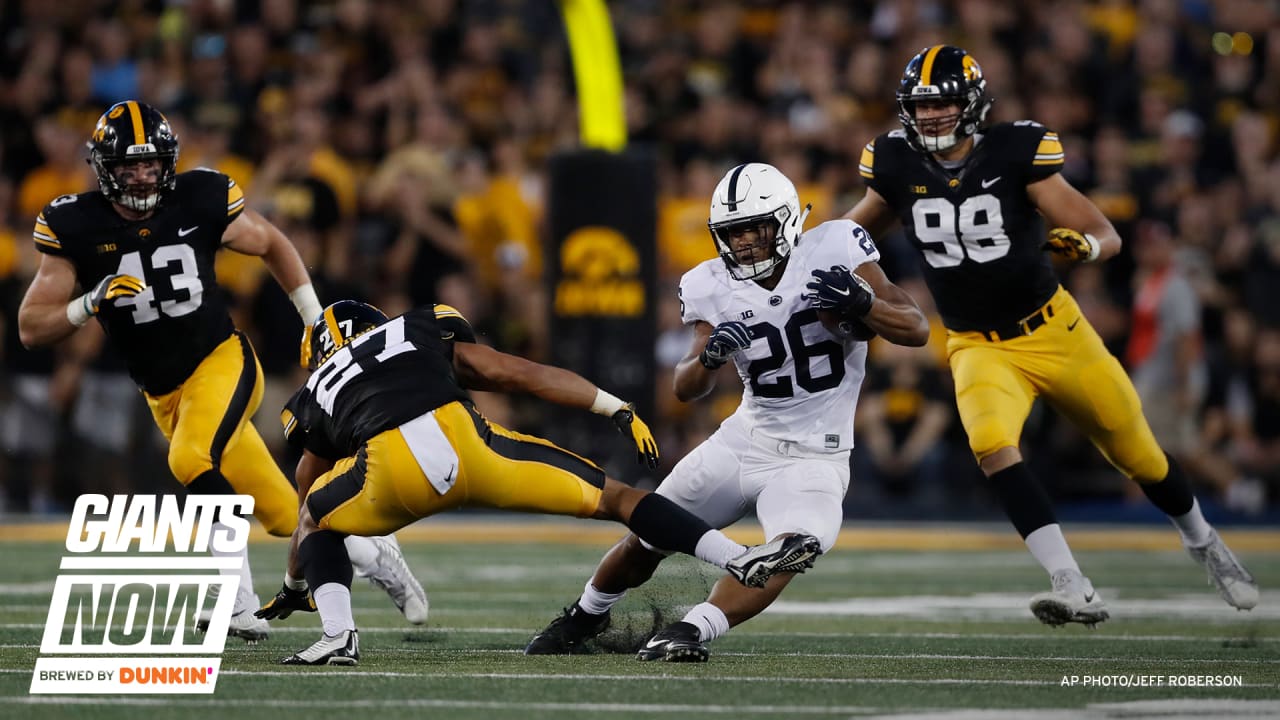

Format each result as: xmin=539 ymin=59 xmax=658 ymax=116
xmin=302 ymin=300 xmax=389 ymax=370
xmin=896 ymin=45 xmax=993 ymax=153
xmin=87 ymin=101 xmax=180 ymax=213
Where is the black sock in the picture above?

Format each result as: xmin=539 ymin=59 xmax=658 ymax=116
xmin=1139 ymin=453 xmax=1195 ymax=517
xmin=298 ymin=530 xmax=353 ymax=589
xmin=987 ymin=462 xmax=1058 ymax=539
xmin=626 ymin=493 xmax=712 ymax=555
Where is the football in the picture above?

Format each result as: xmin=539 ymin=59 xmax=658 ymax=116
xmin=817 ymin=308 xmax=877 ymax=341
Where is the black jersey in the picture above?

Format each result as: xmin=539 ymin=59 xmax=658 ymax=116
xmin=861 ymin=122 xmax=1065 ymax=332
xmin=282 ymin=305 xmax=474 ymax=460
xmin=32 ymin=169 xmax=247 ymax=394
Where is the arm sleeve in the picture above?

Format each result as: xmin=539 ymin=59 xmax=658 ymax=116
xmin=1027 ymin=126 xmax=1065 ymax=183
xmin=32 ymin=206 xmax=67 ymax=256
xmin=433 ymin=303 xmax=477 ymax=343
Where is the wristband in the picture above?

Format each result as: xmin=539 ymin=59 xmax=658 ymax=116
xmin=590 ymin=388 xmax=627 ymax=416
xmin=66 ymin=293 xmax=93 ymax=328
xmin=289 ymin=283 xmax=323 ymax=323
xmin=284 ymin=573 xmax=307 ymax=591
xmin=1083 ymin=233 xmax=1101 ymax=262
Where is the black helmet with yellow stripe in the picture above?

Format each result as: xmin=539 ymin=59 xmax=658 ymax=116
xmin=302 ymin=300 xmax=389 ymax=370
xmin=87 ymin=100 xmax=180 ymax=213
xmin=895 ymin=45 xmax=993 ymax=153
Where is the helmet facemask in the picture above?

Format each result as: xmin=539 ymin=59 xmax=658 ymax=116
xmin=706 ymin=163 xmax=809 ymax=282
xmin=710 ymin=213 xmax=792 ymax=281
xmin=95 ymin=153 xmax=176 ymax=213
xmin=87 ymin=102 xmax=180 ymax=214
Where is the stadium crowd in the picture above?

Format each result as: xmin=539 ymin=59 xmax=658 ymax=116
xmin=1 ymin=0 xmax=1278 ymax=520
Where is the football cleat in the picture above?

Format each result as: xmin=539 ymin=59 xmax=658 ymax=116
xmin=1030 ymin=569 xmax=1109 ymax=627
xmin=636 ymin=621 xmax=709 ymax=662
xmin=524 ymin=603 xmax=611 ymax=655
xmin=726 ymin=534 xmax=822 ymax=588
xmin=1185 ymin=529 xmax=1259 ymax=610
xmin=280 ymin=629 xmax=359 ymax=666
xmin=364 ymin=536 xmax=429 ymax=625
xmin=196 ymin=607 xmax=271 ymax=643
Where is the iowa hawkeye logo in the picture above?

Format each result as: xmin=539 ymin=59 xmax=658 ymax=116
xmin=30 ymin=494 xmax=253 ymax=695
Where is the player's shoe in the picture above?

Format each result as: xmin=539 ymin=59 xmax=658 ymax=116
xmin=524 ymin=603 xmax=611 ymax=655
xmin=195 ymin=606 xmax=271 ymax=643
xmin=726 ymin=534 xmax=822 ymax=588
xmin=1185 ymin=529 xmax=1259 ymax=610
xmin=1030 ymin=569 xmax=1109 ymax=627
xmin=364 ymin=536 xmax=430 ymax=625
xmin=280 ymin=629 xmax=359 ymax=666
xmin=636 ymin=621 xmax=709 ymax=662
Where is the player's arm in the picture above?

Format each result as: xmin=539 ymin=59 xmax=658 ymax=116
xmin=673 ymin=320 xmax=743 ymax=402
xmin=1027 ymin=174 xmax=1121 ymax=263
xmin=452 ymin=341 xmax=659 ymax=467
xmin=294 ymin=449 xmax=334 ymax=501
xmin=853 ymin=262 xmax=929 ymax=347
xmin=18 ymin=254 xmax=84 ymax=348
xmin=221 ymin=208 xmax=322 ymax=322
xmin=842 ymin=186 xmax=898 ymax=237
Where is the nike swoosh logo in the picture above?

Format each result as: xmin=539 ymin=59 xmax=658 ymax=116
xmin=643 ymin=638 xmax=666 ymax=649
xmin=830 ymin=287 xmax=851 ymax=296
xmin=981 ymin=177 xmax=1001 ymax=188
xmin=178 ymin=226 xmax=199 ymax=237
xmin=1084 ymin=591 xmax=1095 ymax=602
xmin=1067 ymin=318 xmax=1080 ymax=331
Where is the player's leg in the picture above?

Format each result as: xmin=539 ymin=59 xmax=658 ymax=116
xmin=948 ymin=330 xmax=1106 ymax=626
xmin=434 ymin=401 xmax=819 ymax=582
xmin=642 ymin=450 xmax=847 ymax=662
xmin=145 ymin=333 xmax=282 ymax=641
xmin=1047 ymin=314 xmax=1258 ymax=610
xmin=527 ymin=427 xmax=751 ymax=654
xmin=278 ymin=502 xmax=359 ymax=666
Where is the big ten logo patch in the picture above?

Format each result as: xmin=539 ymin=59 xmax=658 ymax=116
xmin=554 ymin=226 xmax=645 ymax=317
xmin=30 ymin=494 xmax=254 ymax=695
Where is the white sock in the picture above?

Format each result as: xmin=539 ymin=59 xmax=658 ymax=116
xmin=694 ymin=530 xmax=747 ymax=569
xmin=682 ymin=601 xmax=730 ymax=642
xmin=1024 ymin=524 xmax=1080 ymax=575
xmin=578 ymin=582 xmax=626 ymax=615
xmin=211 ymin=521 xmax=257 ymax=611
xmin=313 ymin=582 xmax=355 ymax=635
xmin=1170 ymin=499 xmax=1214 ymax=547
xmin=344 ymin=536 xmax=380 ymax=577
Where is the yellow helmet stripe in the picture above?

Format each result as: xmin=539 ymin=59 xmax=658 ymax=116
xmin=323 ymin=304 xmax=344 ymax=352
xmin=125 ymin=101 xmax=146 ymax=146
xmin=919 ymin=45 xmax=944 ymax=86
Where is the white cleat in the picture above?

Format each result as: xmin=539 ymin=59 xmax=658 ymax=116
xmin=196 ymin=606 xmax=270 ymax=643
xmin=365 ymin=536 xmax=429 ymax=625
xmin=281 ymin=629 xmax=359 ymax=666
xmin=1185 ymin=529 xmax=1259 ymax=610
xmin=1030 ymin=569 xmax=1110 ymax=628
xmin=726 ymin=534 xmax=822 ymax=588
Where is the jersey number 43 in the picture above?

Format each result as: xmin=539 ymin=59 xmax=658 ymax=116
xmin=112 ymin=245 xmax=203 ymax=323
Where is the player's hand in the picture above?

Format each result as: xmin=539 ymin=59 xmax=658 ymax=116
xmin=806 ymin=265 xmax=875 ymax=318
xmin=85 ymin=274 xmax=146 ymax=314
xmin=699 ymin=321 xmax=752 ymax=370
xmin=612 ymin=402 xmax=659 ymax=469
xmin=1042 ymin=228 xmax=1100 ymax=263
xmin=255 ymin=584 xmax=316 ymax=620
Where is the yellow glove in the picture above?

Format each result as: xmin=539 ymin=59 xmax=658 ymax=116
xmin=612 ymin=402 xmax=660 ymax=469
xmin=1042 ymin=228 xmax=1100 ymax=263
xmin=87 ymin=274 xmax=146 ymax=313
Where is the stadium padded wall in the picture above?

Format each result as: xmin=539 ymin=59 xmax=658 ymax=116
xmin=546 ymin=149 xmax=658 ymax=485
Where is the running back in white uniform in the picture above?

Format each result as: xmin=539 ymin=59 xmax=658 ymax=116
xmin=654 ymin=219 xmax=880 ymax=552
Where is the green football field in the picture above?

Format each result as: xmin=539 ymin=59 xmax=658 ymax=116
xmin=0 ymin=519 xmax=1276 ymax=719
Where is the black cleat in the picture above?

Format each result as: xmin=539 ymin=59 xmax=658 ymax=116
xmin=726 ymin=534 xmax=823 ymax=588
xmin=636 ymin=622 xmax=709 ymax=662
xmin=524 ymin=603 xmax=611 ymax=655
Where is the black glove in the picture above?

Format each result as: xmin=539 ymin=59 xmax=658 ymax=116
xmin=254 ymin=584 xmax=316 ymax=620
xmin=806 ymin=265 xmax=875 ymax=318
xmin=612 ymin=402 xmax=659 ymax=469
xmin=699 ymin=321 xmax=752 ymax=370
xmin=85 ymin=274 xmax=146 ymax=314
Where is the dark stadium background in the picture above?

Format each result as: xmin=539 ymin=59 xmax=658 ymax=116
xmin=1 ymin=0 xmax=1278 ymax=527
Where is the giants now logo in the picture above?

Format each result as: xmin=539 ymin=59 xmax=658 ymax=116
xmin=30 ymin=494 xmax=253 ymax=695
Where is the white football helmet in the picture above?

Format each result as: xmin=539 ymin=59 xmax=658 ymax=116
xmin=708 ymin=163 xmax=809 ymax=280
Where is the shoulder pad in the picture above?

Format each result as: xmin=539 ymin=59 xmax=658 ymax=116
xmin=433 ymin=303 xmax=476 ymax=343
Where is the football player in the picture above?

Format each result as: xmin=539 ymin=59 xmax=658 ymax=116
xmin=17 ymin=101 xmax=428 ymax=641
xmin=525 ymin=163 xmax=929 ymax=662
xmin=256 ymin=300 xmax=823 ymax=666
xmin=844 ymin=46 xmax=1258 ymax=625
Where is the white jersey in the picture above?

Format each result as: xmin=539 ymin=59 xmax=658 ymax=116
xmin=678 ymin=219 xmax=880 ymax=453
